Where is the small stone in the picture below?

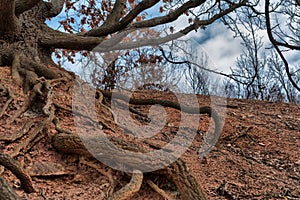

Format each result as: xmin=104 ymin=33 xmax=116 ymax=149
xmin=277 ymin=115 xmax=282 ymax=119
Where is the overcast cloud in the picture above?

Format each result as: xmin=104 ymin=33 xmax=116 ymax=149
xmin=191 ymin=23 xmax=243 ymax=73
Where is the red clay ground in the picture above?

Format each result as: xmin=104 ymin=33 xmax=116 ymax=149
xmin=1 ymin=66 xmax=299 ymax=199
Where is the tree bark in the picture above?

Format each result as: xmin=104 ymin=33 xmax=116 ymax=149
xmin=166 ymin=159 xmax=207 ymax=200
xmin=0 ymin=0 xmax=19 ymax=36
xmin=0 ymin=177 xmax=20 ymax=200
xmin=15 ymin=0 xmax=40 ymax=15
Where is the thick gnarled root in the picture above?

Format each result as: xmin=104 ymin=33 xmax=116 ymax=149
xmin=11 ymin=53 xmax=59 ymax=93
xmin=1 ymin=60 xmax=59 ymax=197
xmin=0 ymin=153 xmax=34 ymax=193
xmin=0 ymin=176 xmax=20 ymax=200
xmin=108 ymin=170 xmax=143 ymax=200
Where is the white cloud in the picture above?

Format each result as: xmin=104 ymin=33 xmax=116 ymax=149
xmin=165 ymin=16 xmax=243 ymax=73
xmin=192 ymin=23 xmax=243 ymax=73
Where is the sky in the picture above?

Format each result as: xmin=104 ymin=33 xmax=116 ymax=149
xmin=46 ymin=1 xmax=299 ymax=84
xmin=164 ymin=13 xmax=244 ymax=75
xmin=46 ymin=23 xmax=242 ymax=74
xmin=191 ymin=23 xmax=243 ymax=73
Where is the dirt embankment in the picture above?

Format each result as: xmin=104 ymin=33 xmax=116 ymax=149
xmin=1 ymin=66 xmax=299 ymax=199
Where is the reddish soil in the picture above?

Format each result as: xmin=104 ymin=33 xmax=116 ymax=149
xmin=1 ymin=66 xmax=299 ymax=199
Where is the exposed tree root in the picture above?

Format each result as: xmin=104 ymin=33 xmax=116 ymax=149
xmin=0 ymin=62 xmax=58 ymax=197
xmin=52 ymin=116 xmax=74 ymax=134
xmin=51 ymin=88 xmax=220 ymax=199
xmin=0 ymin=121 xmax=34 ymax=142
xmin=52 ymin=131 xmax=207 ymax=199
xmin=101 ymin=89 xmax=222 ymax=130
xmin=165 ymin=159 xmax=207 ymax=199
xmin=9 ymin=121 xmax=48 ymax=158
xmin=22 ymin=128 xmax=48 ymax=155
xmin=107 ymin=170 xmax=143 ymax=200
xmin=6 ymin=96 xmax=30 ymax=125
xmin=43 ymin=77 xmax=136 ymax=199
xmin=114 ymin=99 xmax=150 ymax=121
xmin=54 ymin=90 xmax=118 ymax=131
xmin=0 ymin=153 xmax=34 ymax=193
xmin=6 ymin=78 xmax=51 ymax=125
xmin=13 ymin=54 xmax=59 ymax=83
xmin=146 ymin=179 xmax=175 ymax=200
xmin=7 ymin=80 xmax=55 ymax=157
xmin=96 ymin=90 xmax=117 ymax=122
xmin=79 ymin=158 xmax=116 ymax=196
xmin=0 ymin=176 xmax=20 ymax=200
xmin=11 ymin=54 xmax=23 ymax=86
xmin=0 ymin=84 xmax=13 ymax=118
xmin=1 ymin=62 xmax=215 ymax=199
xmin=11 ymin=53 xmax=59 ymax=92
xmin=53 ymin=102 xmax=98 ymax=125
xmin=102 ymin=89 xmax=222 ymax=157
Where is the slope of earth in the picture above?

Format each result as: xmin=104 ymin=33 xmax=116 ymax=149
xmin=0 ymin=66 xmax=299 ymax=200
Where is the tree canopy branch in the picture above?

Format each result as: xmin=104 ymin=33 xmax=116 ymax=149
xmin=93 ymin=0 xmax=248 ymax=52
xmin=30 ymin=0 xmax=248 ymax=52
xmin=127 ymin=0 xmax=247 ymax=31
xmin=84 ymin=0 xmax=160 ymax=37
xmin=100 ymin=0 xmax=127 ymax=27
xmin=129 ymin=0 xmax=206 ymax=29
xmin=40 ymin=25 xmax=104 ymax=50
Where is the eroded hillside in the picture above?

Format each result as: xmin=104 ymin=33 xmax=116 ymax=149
xmin=1 ymin=66 xmax=299 ymax=199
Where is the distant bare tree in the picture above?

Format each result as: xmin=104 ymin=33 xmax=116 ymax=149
xmin=223 ymin=3 xmax=300 ymax=102
xmin=267 ymin=51 xmax=300 ymax=103
xmin=223 ymin=8 xmax=270 ymax=100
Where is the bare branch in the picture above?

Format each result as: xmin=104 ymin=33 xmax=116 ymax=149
xmin=40 ymin=0 xmax=247 ymax=69
xmin=265 ymin=0 xmax=300 ymax=92
xmin=40 ymin=26 xmax=104 ymax=50
xmin=15 ymin=0 xmax=64 ymax=18
xmin=93 ymin=27 xmax=189 ymax=52
xmin=128 ymin=0 xmax=248 ymax=30
xmin=129 ymin=0 xmax=206 ymax=29
xmin=94 ymin=0 xmax=248 ymax=52
xmin=159 ymin=46 xmax=250 ymax=85
xmin=84 ymin=0 xmax=160 ymax=36
xmin=101 ymin=0 xmax=126 ymax=27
